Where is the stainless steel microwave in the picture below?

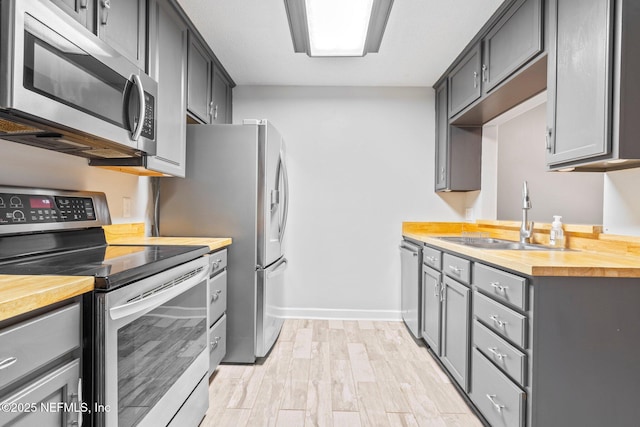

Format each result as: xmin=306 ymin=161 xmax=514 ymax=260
xmin=0 ymin=0 xmax=157 ymax=159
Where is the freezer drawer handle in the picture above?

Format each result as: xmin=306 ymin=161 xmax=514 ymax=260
xmin=0 ymin=356 xmax=17 ymax=370
xmin=486 ymin=394 xmax=505 ymax=413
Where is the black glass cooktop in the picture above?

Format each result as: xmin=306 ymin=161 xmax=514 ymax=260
xmin=0 ymin=244 xmax=209 ymax=290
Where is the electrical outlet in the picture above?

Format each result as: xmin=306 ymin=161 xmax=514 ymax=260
xmin=122 ymin=197 xmax=132 ymax=218
xmin=465 ymin=208 xmax=474 ymax=221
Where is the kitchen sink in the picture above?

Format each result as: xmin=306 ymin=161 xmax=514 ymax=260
xmin=436 ymin=236 xmax=570 ymax=251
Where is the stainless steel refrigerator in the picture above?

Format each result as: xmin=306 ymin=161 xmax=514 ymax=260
xmin=158 ymin=120 xmax=289 ymax=363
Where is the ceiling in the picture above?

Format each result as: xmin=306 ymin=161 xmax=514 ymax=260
xmin=177 ymin=0 xmax=504 ymax=87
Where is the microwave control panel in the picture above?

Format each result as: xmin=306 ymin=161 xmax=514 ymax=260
xmin=141 ymin=92 xmax=155 ymax=140
xmin=0 ymin=193 xmax=96 ymax=225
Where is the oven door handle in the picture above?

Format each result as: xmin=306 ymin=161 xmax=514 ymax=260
xmin=109 ymin=267 xmax=207 ymax=321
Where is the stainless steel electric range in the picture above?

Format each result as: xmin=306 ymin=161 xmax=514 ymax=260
xmin=0 ymin=186 xmax=211 ymax=427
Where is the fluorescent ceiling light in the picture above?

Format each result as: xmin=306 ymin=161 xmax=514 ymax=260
xmin=284 ymin=0 xmax=394 ymax=57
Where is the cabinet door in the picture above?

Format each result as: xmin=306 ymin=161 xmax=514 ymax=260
xmin=440 ymin=276 xmax=470 ymax=391
xmin=97 ymin=0 xmax=146 ymax=69
xmin=448 ymin=44 xmax=482 ymax=118
xmin=421 ymin=265 xmax=442 ymax=356
xmin=435 ymin=81 xmax=449 ymax=191
xmin=482 ymin=0 xmax=543 ymax=93
xmin=211 ymin=66 xmax=231 ymax=124
xmin=187 ymin=36 xmax=213 ymax=123
xmin=0 ymin=360 xmax=81 ymax=427
xmin=48 ymin=0 xmax=93 ymax=31
xmin=146 ymin=0 xmax=188 ymax=177
xmin=546 ymin=0 xmax=613 ymax=167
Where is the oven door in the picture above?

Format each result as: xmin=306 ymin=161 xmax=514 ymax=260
xmin=0 ymin=0 xmax=156 ymax=154
xmin=96 ymin=256 xmax=209 ymax=427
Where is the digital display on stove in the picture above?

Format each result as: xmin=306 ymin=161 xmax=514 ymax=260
xmin=29 ymin=197 xmax=52 ymax=209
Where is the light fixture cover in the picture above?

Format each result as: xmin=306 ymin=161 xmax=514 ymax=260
xmin=284 ymin=0 xmax=394 ymax=57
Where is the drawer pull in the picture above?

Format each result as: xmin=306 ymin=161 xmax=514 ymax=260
xmin=488 ymin=347 xmax=507 ymax=361
xmin=486 ymin=394 xmax=505 ymax=413
xmin=425 ymin=255 xmax=437 ymax=263
xmin=489 ymin=315 xmax=508 ymax=329
xmin=0 ymin=356 xmax=17 ymax=370
xmin=448 ymin=265 xmax=463 ymax=274
xmin=490 ymin=282 xmax=509 ymax=293
xmin=211 ymin=289 xmax=222 ymax=302
xmin=211 ymin=337 xmax=221 ymax=350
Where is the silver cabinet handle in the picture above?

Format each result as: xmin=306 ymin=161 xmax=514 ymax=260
xmin=448 ymin=265 xmax=463 ymax=275
xmin=211 ymin=289 xmax=222 ymax=302
xmin=473 ymin=71 xmax=478 ymax=88
xmin=482 ymin=64 xmax=488 ymax=82
xmin=486 ymin=394 xmax=505 ymax=412
xmin=440 ymin=283 xmax=445 ymax=302
xmin=211 ymin=337 xmax=221 ymax=350
xmin=0 ymin=356 xmax=17 ymax=370
xmin=434 ymin=282 xmax=439 ymax=297
xmin=79 ymin=0 xmax=87 ymax=8
xmin=440 ymin=167 xmax=445 ymax=181
xmin=101 ymin=0 xmax=110 ymax=25
xmin=546 ymin=128 xmax=553 ymax=152
xmin=489 ymin=315 xmax=508 ymax=328
xmin=209 ymin=101 xmax=214 ymax=119
xmin=212 ymin=258 xmax=222 ymax=269
xmin=490 ymin=282 xmax=508 ymax=293
xmin=214 ymin=105 xmax=219 ymax=120
xmin=413 ymin=252 xmax=418 ymax=257
xmin=425 ymin=255 xmax=437 ymax=263
xmin=488 ymin=347 xmax=507 ymax=361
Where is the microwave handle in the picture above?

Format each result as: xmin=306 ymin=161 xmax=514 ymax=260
xmin=131 ymin=74 xmax=146 ymax=141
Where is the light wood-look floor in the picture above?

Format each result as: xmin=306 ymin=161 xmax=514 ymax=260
xmin=200 ymin=319 xmax=483 ymax=427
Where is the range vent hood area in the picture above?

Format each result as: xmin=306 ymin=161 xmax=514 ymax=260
xmin=0 ymin=115 xmax=143 ymax=160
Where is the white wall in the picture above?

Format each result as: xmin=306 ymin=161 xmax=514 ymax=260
xmin=234 ymin=86 xmax=467 ymax=320
xmin=0 ymin=139 xmax=150 ymax=225
xmin=603 ymin=169 xmax=640 ymax=235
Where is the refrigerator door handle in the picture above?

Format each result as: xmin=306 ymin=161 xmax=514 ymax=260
xmin=267 ymin=257 xmax=288 ymax=279
xmin=279 ymin=150 xmax=290 ymax=242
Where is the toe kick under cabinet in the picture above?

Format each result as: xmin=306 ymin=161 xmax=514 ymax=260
xmin=418 ymin=244 xmax=640 ymax=427
xmin=207 ymin=249 xmax=228 ymax=376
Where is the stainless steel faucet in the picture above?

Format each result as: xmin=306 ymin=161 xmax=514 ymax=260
xmin=520 ymin=181 xmax=534 ymax=244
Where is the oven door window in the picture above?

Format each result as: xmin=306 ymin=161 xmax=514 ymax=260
xmin=22 ymin=15 xmax=136 ymax=131
xmin=117 ymin=281 xmax=206 ymax=427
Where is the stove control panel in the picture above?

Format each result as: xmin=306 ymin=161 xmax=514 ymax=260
xmin=0 ymin=193 xmax=97 ymax=225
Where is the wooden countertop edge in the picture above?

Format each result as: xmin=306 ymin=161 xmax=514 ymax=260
xmin=0 ymin=276 xmax=94 ymax=322
xmin=106 ymin=236 xmax=232 ymax=252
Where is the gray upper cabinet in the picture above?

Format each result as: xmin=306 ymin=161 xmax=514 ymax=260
xmin=435 ymin=81 xmax=482 ymax=192
xmin=212 ymin=66 xmax=232 ymax=124
xmin=50 ymin=0 xmax=146 ymax=69
xmin=48 ymin=0 xmax=93 ymax=31
xmin=448 ymin=44 xmax=482 ymax=118
xmin=482 ymin=0 xmax=543 ymax=94
xmin=187 ymin=36 xmax=213 ymax=124
xmin=97 ymin=0 xmax=146 ymax=69
xmin=546 ymin=0 xmax=640 ymax=171
xmin=146 ymin=0 xmax=188 ymax=177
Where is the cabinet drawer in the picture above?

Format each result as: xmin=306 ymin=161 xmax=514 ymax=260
xmin=209 ymin=270 xmax=227 ymax=326
xmin=443 ymin=253 xmax=471 ymax=284
xmin=209 ymin=314 xmax=227 ymax=375
xmin=423 ymin=246 xmax=442 ymax=271
xmin=474 ymin=292 xmax=527 ymax=349
xmin=470 ymin=348 xmax=525 ymax=427
xmin=209 ymin=249 xmax=227 ymax=277
xmin=474 ymin=263 xmax=527 ymax=311
xmin=0 ymin=303 xmax=80 ymax=390
xmin=473 ymin=320 xmax=527 ymax=387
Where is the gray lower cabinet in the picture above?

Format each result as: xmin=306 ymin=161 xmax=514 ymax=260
xmin=0 ymin=302 xmax=83 ymax=427
xmin=546 ymin=0 xmax=640 ymax=170
xmin=481 ymin=0 xmax=543 ymax=94
xmin=208 ymin=249 xmax=228 ymax=375
xmin=421 ymin=264 xmax=442 ymax=356
xmin=440 ymin=275 xmax=471 ymax=392
xmin=434 ymin=81 xmax=482 ymax=192
xmin=146 ymin=0 xmax=189 ymax=177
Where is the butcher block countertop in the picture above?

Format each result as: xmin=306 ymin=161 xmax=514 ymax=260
xmin=103 ymin=223 xmax=232 ymax=252
xmin=0 ymin=223 xmax=231 ymax=322
xmin=0 ymin=275 xmax=94 ymax=322
xmin=404 ymin=220 xmax=640 ymax=278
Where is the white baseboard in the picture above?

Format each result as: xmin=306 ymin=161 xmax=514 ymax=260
xmin=278 ymin=307 xmax=402 ymax=321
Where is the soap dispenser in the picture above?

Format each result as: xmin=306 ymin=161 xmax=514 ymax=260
xmin=549 ymin=215 xmax=565 ymax=247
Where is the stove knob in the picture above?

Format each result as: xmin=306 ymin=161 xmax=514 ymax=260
xmin=12 ymin=210 xmax=25 ymax=221
xmin=10 ymin=196 xmax=22 ymax=207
